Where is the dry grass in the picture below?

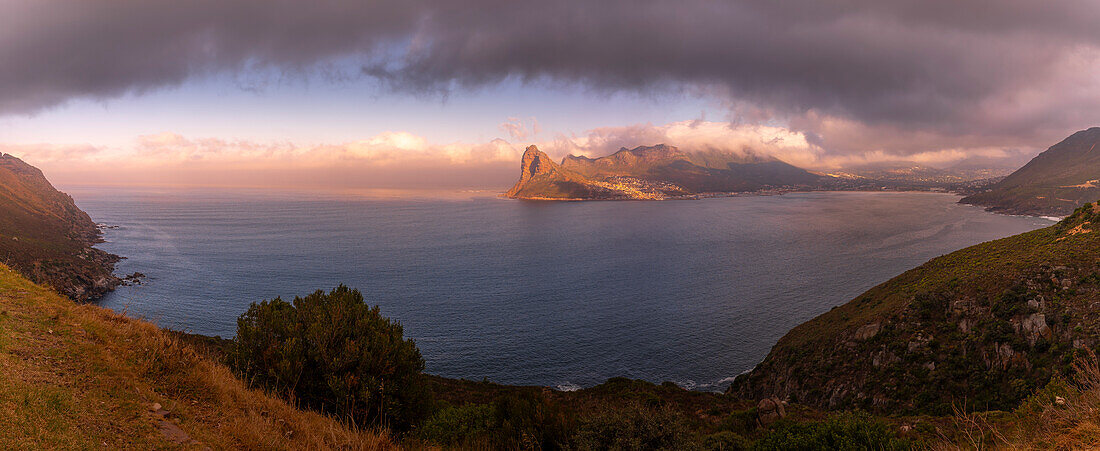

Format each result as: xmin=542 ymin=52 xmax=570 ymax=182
xmin=941 ymin=350 xmax=1100 ymax=450
xmin=0 ymin=263 xmax=393 ymax=450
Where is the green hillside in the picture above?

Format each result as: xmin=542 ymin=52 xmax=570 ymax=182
xmin=733 ymin=201 xmax=1100 ymax=415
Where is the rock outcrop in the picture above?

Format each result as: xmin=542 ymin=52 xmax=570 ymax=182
xmin=506 ymin=145 xmax=563 ymax=197
xmin=0 ymin=153 xmax=120 ymax=300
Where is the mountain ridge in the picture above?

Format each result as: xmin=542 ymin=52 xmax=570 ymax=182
xmin=961 ymin=127 xmax=1100 ymax=216
xmin=505 ymin=144 xmax=821 ymax=200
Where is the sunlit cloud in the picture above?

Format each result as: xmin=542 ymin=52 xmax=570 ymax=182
xmin=2 ymin=117 xmax=1041 ymax=192
xmin=498 ymin=117 xmax=540 ymax=140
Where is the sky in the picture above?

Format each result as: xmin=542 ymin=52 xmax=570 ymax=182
xmin=2 ymin=0 xmax=1099 ymax=189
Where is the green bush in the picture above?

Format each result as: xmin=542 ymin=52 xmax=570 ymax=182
xmin=420 ymin=403 xmax=495 ymax=445
xmin=572 ymin=402 xmax=695 ymax=450
xmin=233 ymin=285 xmax=429 ymax=430
xmin=720 ymin=407 xmax=759 ymax=435
xmin=702 ymin=431 xmax=750 ymax=450
xmin=912 ymin=292 xmax=948 ymax=321
xmin=752 ymin=411 xmax=909 ymax=451
xmin=492 ymin=392 xmax=572 ymax=450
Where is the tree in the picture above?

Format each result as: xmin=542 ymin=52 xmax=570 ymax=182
xmin=234 ymin=285 xmax=429 ymax=430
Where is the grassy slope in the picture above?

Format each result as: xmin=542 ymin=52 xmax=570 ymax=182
xmin=734 ymin=203 xmax=1100 ymax=414
xmin=0 ymin=263 xmax=390 ymax=450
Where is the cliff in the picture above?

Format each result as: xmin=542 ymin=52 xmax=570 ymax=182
xmin=732 ymin=202 xmax=1100 ymax=414
xmin=0 ymin=154 xmax=119 ymax=300
xmin=961 ymin=127 xmax=1100 ymax=216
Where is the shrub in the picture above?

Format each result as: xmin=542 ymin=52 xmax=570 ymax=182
xmin=572 ymin=402 xmax=695 ymax=450
xmin=702 ymin=431 xmax=750 ymax=450
xmin=720 ymin=407 xmax=759 ymax=435
xmin=752 ymin=411 xmax=909 ymax=451
xmin=912 ymin=292 xmax=948 ymax=321
xmin=233 ymin=285 xmax=429 ymax=430
xmin=420 ymin=403 xmax=495 ymax=445
xmin=492 ymin=392 xmax=572 ymax=450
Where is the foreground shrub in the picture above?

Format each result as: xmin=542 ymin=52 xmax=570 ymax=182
xmin=701 ymin=430 xmax=751 ymax=450
xmin=233 ymin=285 xmax=429 ymax=430
xmin=752 ymin=411 xmax=909 ymax=450
xmin=493 ymin=392 xmax=573 ymax=450
xmin=420 ymin=403 xmax=495 ymax=445
xmin=572 ymin=402 xmax=695 ymax=450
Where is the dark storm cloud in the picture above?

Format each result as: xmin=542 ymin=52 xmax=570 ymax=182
xmin=4 ymin=0 xmax=1100 ymax=150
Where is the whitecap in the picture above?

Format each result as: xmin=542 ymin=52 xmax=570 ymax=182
xmin=555 ymin=382 xmax=581 ymax=392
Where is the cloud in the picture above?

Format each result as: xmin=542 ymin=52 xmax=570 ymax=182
xmin=4 ymin=118 xmax=1041 ymax=191
xmin=2 ymin=0 xmax=1099 ymax=156
xmin=535 ymin=119 xmax=1039 ymax=171
xmin=0 ymin=143 xmax=103 ymax=162
xmin=498 ymin=117 xmax=540 ymax=140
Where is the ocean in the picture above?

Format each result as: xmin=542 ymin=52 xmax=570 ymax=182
xmin=66 ymin=187 xmax=1052 ymax=391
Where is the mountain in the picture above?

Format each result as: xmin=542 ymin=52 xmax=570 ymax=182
xmin=961 ymin=127 xmax=1100 ymax=216
xmin=731 ymin=202 xmax=1100 ymax=414
xmin=505 ymin=144 xmax=822 ymax=200
xmin=0 ymin=153 xmax=119 ymax=300
xmin=828 ymin=164 xmax=1011 ymax=185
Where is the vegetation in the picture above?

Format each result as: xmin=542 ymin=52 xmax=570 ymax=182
xmin=0 ymin=264 xmax=389 ymax=449
xmin=0 ymin=259 xmax=936 ymax=449
xmin=572 ymin=402 xmax=695 ymax=450
xmin=233 ymin=285 xmax=430 ymax=431
xmin=753 ymin=412 xmax=910 ymax=450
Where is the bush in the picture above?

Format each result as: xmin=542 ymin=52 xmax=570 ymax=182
xmin=720 ymin=407 xmax=759 ymax=435
xmin=702 ymin=431 xmax=750 ymax=450
xmin=492 ymin=392 xmax=572 ymax=450
xmin=752 ymin=411 xmax=909 ymax=451
xmin=233 ymin=285 xmax=429 ymax=430
xmin=573 ymin=402 xmax=695 ymax=450
xmin=912 ymin=292 xmax=948 ymax=321
xmin=420 ymin=403 xmax=495 ymax=445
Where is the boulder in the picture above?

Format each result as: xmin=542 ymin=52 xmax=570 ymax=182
xmin=757 ymin=397 xmax=787 ymax=426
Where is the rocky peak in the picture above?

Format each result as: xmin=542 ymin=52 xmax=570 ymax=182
xmin=506 ymin=145 xmax=560 ymax=197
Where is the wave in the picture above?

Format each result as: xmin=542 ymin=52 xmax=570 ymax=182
xmin=555 ymin=382 xmax=582 ymax=392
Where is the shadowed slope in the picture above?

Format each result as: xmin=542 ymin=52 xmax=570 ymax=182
xmin=962 ymin=127 xmax=1100 ymax=216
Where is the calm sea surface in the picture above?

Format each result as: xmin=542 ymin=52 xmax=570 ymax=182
xmin=65 ymin=187 xmax=1052 ymax=391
